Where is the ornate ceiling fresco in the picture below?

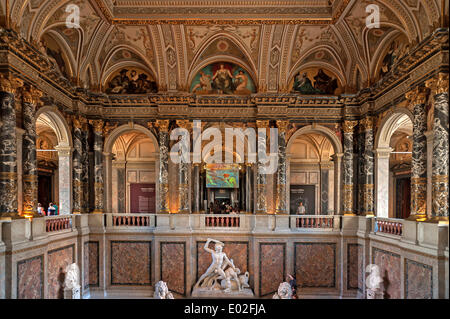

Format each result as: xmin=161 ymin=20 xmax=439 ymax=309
xmin=3 ymin=0 xmax=446 ymax=95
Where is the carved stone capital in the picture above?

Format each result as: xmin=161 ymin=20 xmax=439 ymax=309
xmin=276 ymin=120 xmax=290 ymax=133
xmin=103 ymin=121 xmax=118 ymax=137
xmin=405 ymin=86 xmax=429 ymax=108
xmin=89 ymin=119 xmax=104 ymax=133
xmin=176 ymin=119 xmax=192 ymax=130
xmin=256 ymin=120 xmax=270 ymax=129
xmin=426 ymin=73 xmax=449 ymax=96
xmin=342 ymin=120 xmax=358 ymax=133
xmin=155 ymin=119 xmax=170 ymax=132
xmin=359 ymin=116 xmax=373 ymax=131
xmin=0 ymin=74 xmax=23 ymax=94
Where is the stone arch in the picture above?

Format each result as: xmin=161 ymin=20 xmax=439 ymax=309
xmin=287 ymin=125 xmax=343 ymax=215
xmin=35 ymin=105 xmax=73 ymax=215
xmin=374 ymin=108 xmax=414 ymax=218
xmin=104 ymin=123 xmax=160 ymax=214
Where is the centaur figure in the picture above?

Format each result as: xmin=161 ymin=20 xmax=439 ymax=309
xmin=194 ymin=238 xmax=242 ymax=292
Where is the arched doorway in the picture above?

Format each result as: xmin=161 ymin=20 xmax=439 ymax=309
xmin=104 ymin=124 xmax=159 ymax=214
xmin=287 ymin=125 xmax=343 ymax=215
xmin=375 ymin=110 xmax=413 ymax=218
xmin=35 ymin=107 xmax=72 ymax=215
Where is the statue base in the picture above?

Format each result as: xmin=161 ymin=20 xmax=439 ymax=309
xmin=64 ymin=286 xmax=81 ymax=299
xmin=191 ymin=287 xmax=254 ymax=299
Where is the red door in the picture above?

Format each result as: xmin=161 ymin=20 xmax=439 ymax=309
xmin=130 ymin=183 xmax=156 ymax=214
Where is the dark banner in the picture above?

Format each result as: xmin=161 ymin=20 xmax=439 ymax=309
xmin=290 ymin=185 xmax=315 ymax=215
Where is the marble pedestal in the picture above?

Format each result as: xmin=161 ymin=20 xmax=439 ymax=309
xmin=191 ymin=288 xmax=255 ymax=299
xmin=64 ymin=286 xmax=81 ymax=299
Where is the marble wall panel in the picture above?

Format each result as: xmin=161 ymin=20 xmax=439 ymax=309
xmin=294 ymin=243 xmax=336 ymax=288
xmin=110 ymin=241 xmax=151 ymax=285
xmin=196 ymin=241 xmax=249 ymax=282
xmin=259 ymin=243 xmax=285 ymax=297
xmin=405 ymin=259 xmax=433 ymax=299
xmin=47 ymin=245 xmax=74 ymax=299
xmin=17 ymin=255 xmax=43 ymax=299
xmin=347 ymin=243 xmax=363 ymax=292
xmin=160 ymin=242 xmax=186 ymax=295
xmin=372 ymin=247 xmax=401 ymax=299
xmin=84 ymin=241 xmax=99 ymax=289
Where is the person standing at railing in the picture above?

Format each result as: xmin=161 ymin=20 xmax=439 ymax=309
xmin=48 ymin=202 xmax=56 ymax=216
xmin=53 ymin=202 xmax=59 ymax=215
xmin=37 ymin=203 xmax=45 ymax=216
xmin=296 ymin=201 xmax=306 ymax=215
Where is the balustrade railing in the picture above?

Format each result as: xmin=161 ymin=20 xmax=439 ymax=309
xmin=293 ymin=215 xmax=335 ymax=229
xmin=375 ymin=218 xmax=403 ymax=236
xmin=205 ymin=215 xmax=240 ymax=228
xmin=112 ymin=214 xmax=152 ymax=227
xmin=45 ymin=215 xmax=72 ymax=233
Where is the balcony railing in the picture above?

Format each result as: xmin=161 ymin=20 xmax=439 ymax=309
xmin=45 ymin=215 xmax=72 ymax=233
xmin=375 ymin=218 xmax=403 ymax=236
xmin=293 ymin=215 xmax=335 ymax=229
xmin=108 ymin=214 xmax=155 ymax=228
xmin=205 ymin=215 xmax=240 ymax=228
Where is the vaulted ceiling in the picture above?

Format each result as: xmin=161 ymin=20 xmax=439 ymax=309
xmin=4 ymin=0 xmax=446 ymax=94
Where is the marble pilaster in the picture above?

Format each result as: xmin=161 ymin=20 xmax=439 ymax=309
xmin=331 ymin=153 xmax=343 ymax=215
xmin=0 ymin=74 xmax=23 ymax=220
xmin=176 ymin=120 xmax=191 ymax=214
xmin=406 ymin=87 xmax=429 ymax=220
xmin=89 ymin=120 xmax=105 ymax=214
xmin=426 ymin=73 xmax=449 ymax=223
xmin=275 ymin=120 xmax=289 ymax=214
xmin=360 ymin=116 xmax=374 ymax=216
xmin=155 ymin=120 xmax=170 ymax=213
xmin=72 ymin=116 xmax=83 ymax=214
xmin=342 ymin=121 xmax=358 ymax=215
xmin=375 ymin=148 xmax=393 ymax=218
xmin=81 ymin=120 xmax=90 ymax=213
xmin=21 ymin=87 xmax=42 ymax=217
xmin=55 ymin=145 xmax=72 ymax=215
xmin=193 ymin=163 xmax=200 ymax=213
xmin=245 ymin=163 xmax=253 ymax=213
xmin=256 ymin=120 xmax=269 ymax=214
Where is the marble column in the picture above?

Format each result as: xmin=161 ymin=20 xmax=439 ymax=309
xmin=0 ymin=74 xmax=23 ymax=220
xmin=275 ymin=120 xmax=289 ymax=214
xmin=155 ymin=120 xmax=170 ymax=213
xmin=21 ymin=87 xmax=42 ymax=217
xmin=375 ymin=148 xmax=393 ymax=218
xmin=81 ymin=120 xmax=90 ymax=213
xmin=176 ymin=120 xmax=191 ymax=214
xmin=426 ymin=73 xmax=449 ymax=223
xmin=72 ymin=116 xmax=83 ymax=214
xmin=406 ymin=86 xmax=429 ymax=220
xmin=55 ymin=145 xmax=72 ymax=215
xmin=342 ymin=120 xmax=358 ymax=215
xmin=256 ymin=120 xmax=269 ymax=214
xmin=89 ymin=120 xmax=105 ymax=214
xmin=360 ymin=116 xmax=375 ymax=216
xmin=356 ymin=126 xmax=365 ymax=215
xmin=245 ymin=163 xmax=252 ymax=213
xmin=193 ymin=163 xmax=200 ymax=213
xmin=331 ymin=153 xmax=343 ymax=215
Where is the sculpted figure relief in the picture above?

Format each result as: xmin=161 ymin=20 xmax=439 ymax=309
xmin=365 ymin=264 xmax=384 ymax=299
xmin=154 ymin=281 xmax=174 ymax=299
xmin=193 ymin=238 xmax=250 ymax=294
xmin=272 ymin=282 xmax=293 ymax=299
xmin=64 ymin=263 xmax=80 ymax=290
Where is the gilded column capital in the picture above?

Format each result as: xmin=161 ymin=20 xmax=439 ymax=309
xmin=72 ymin=116 xmax=83 ymax=129
xmin=89 ymin=119 xmax=104 ymax=133
xmin=359 ymin=116 xmax=373 ymax=131
xmin=103 ymin=121 xmax=118 ymax=137
xmin=22 ymin=86 xmax=43 ymax=105
xmin=176 ymin=119 xmax=192 ymax=131
xmin=342 ymin=120 xmax=358 ymax=133
xmin=276 ymin=120 xmax=290 ymax=133
xmin=0 ymin=74 xmax=23 ymax=94
xmin=405 ymin=86 xmax=429 ymax=107
xmin=155 ymin=119 xmax=170 ymax=132
xmin=256 ymin=120 xmax=270 ymax=129
xmin=426 ymin=73 xmax=449 ymax=96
